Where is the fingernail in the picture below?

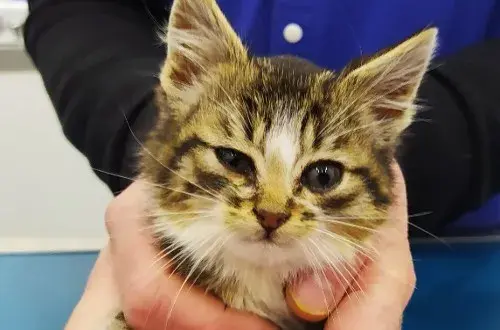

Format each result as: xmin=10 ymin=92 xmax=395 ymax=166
xmin=286 ymin=275 xmax=335 ymax=321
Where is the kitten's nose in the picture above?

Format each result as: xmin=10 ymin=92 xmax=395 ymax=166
xmin=253 ymin=208 xmax=291 ymax=234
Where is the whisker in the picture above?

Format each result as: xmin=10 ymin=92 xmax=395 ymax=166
xmin=146 ymin=210 xmax=214 ymax=217
xmin=166 ymin=234 xmax=215 ymax=280
xmin=138 ymin=215 xmax=214 ymax=234
xmin=314 ymin=218 xmax=381 ymax=233
xmin=126 ymin=224 xmax=214 ymax=297
xmin=363 ymin=207 xmax=448 ymax=246
xmin=315 ymin=211 xmax=443 ymax=244
xmin=141 ymin=0 xmax=164 ymax=32
xmin=314 ymin=216 xmax=405 ymax=239
xmin=404 ymin=212 xmax=450 ymax=246
xmin=139 ymin=242 xmax=183 ymax=280
xmin=296 ymin=238 xmax=333 ymax=314
xmin=186 ymin=233 xmax=233 ymax=295
xmin=407 ymin=221 xmax=450 ymax=247
xmin=150 ymin=214 xmax=214 ymax=222
xmin=307 ymin=239 xmax=339 ymax=313
xmin=92 ymin=167 xmax=220 ymax=204
xmin=309 ymin=238 xmax=363 ymax=303
xmin=91 ymin=167 xmax=157 ymax=188
xmin=313 ymin=228 xmax=378 ymax=260
xmin=408 ymin=211 xmax=433 ymax=218
xmin=126 ymin=242 xmax=185 ymax=294
xmin=164 ymin=234 xmax=229 ymax=328
xmin=141 ymin=274 xmax=162 ymax=330
xmin=314 ymin=239 xmax=367 ymax=303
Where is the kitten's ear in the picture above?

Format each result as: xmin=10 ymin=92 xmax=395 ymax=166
xmin=339 ymin=28 xmax=438 ymax=146
xmin=160 ymin=0 xmax=247 ymax=103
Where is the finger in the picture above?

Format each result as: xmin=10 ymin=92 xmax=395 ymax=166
xmin=285 ymin=257 xmax=366 ymax=322
xmin=106 ymin=182 xmax=276 ymax=330
xmin=65 ymin=247 xmax=120 ymax=330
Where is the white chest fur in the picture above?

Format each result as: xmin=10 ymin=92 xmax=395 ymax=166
xmin=219 ymin=259 xmax=305 ymax=330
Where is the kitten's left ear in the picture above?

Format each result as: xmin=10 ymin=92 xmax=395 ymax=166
xmin=338 ymin=28 xmax=438 ymax=146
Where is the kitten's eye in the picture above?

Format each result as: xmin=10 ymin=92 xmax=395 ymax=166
xmin=215 ymin=147 xmax=254 ymax=174
xmin=301 ymin=161 xmax=343 ymax=193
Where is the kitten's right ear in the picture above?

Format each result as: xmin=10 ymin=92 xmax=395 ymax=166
xmin=160 ymin=0 xmax=247 ymax=106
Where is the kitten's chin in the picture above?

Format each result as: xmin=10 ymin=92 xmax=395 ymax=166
xmin=240 ymin=232 xmax=292 ymax=246
xmin=223 ymin=234 xmax=308 ymax=268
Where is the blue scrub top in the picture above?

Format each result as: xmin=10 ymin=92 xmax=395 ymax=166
xmin=156 ymin=0 xmax=500 ymax=70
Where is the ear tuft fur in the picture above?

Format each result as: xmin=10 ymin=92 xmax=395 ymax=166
xmin=338 ymin=28 xmax=438 ymax=146
xmin=160 ymin=0 xmax=247 ymax=109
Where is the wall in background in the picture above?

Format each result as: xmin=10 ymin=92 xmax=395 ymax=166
xmin=0 ymin=48 xmax=112 ymax=253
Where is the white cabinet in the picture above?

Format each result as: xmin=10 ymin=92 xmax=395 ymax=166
xmin=0 ymin=1 xmax=112 ymax=253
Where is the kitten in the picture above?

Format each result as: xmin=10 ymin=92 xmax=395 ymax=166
xmin=109 ymin=0 xmax=437 ymax=329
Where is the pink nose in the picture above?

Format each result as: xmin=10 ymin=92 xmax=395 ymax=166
xmin=253 ymin=208 xmax=291 ymax=234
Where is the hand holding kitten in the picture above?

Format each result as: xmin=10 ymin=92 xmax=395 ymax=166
xmin=66 ymin=164 xmax=413 ymax=330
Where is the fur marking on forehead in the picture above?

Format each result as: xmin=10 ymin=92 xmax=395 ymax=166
xmin=265 ymin=121 xmax=299 ymax=174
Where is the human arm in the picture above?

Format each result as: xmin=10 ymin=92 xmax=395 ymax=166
xmin=23 ymin=0 xmax=167 ymax=194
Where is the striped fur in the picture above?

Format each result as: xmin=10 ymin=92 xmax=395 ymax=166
xmin=110 ymin=0 xmax=437 ymax=329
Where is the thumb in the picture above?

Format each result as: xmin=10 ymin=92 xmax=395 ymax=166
xmin=286 ymin=259 xmax=365 ymax=322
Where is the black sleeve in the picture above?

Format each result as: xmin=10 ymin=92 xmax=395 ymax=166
xmin=23 ymin=0 xmax=168 ymax=195
xmin=399 ymin=38 xmax=500 ymax=236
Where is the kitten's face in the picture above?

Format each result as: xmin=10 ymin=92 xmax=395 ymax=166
xmin=141 ymin=0 xmax=437 ymax=268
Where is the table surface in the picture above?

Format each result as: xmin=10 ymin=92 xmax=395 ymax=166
xmin=0 ymin=241 xmax=499 ymax=330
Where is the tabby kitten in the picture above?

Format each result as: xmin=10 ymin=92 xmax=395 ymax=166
xmin=109 ymin=0 xmax=437 ymax=329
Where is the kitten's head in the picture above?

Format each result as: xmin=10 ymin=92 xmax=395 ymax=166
xmin=142 ymin=0 xmax=437 ymax=269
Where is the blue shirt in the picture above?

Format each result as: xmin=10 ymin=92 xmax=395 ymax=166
xmin=158 ymin=0 xmax=500 ymax=71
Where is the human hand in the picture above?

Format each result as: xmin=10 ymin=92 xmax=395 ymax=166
xmin=67 ymin=163 xmax=412 ymax=330
xmin=65 ymin=181 xmax=276 ymax=330
xmin=286 ymin=163 xmax=416 ymax=330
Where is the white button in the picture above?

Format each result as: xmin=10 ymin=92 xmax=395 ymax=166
xmin=283 ymin=23 xmax=303 ymax=44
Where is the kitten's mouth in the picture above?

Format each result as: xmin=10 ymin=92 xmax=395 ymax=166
xmin=261 ymin=236 xmax=278 ymax=245
xmin=262 ymin=231 xmax=275 ymax=242
xmin=226 ymin=230 xmax=304 ymax=266
xmin=241 ymin=231 xmax=288 ymax=246
xmin=242 ymin=235 xmax=276 ymax=244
